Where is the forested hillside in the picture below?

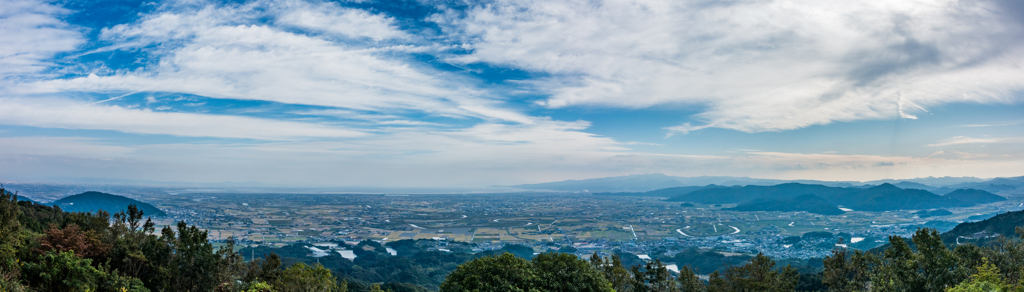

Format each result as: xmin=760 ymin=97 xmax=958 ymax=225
xmin=52 ymin=191 xmax=167 ymax=216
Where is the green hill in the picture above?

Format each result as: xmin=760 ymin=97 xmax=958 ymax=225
xmin=666 ymin=183 xmax=971 ymax=211
xmin=943 ymin=189 xmax=1006 ymax=205
xmin=941 ymin=209 xmax=1024 ymax=242
xmin=728 ymin=194 xmax=844 ymax=215
xmin=836 ymin=184 xmax=970 ymax=211
xmin=667 ymin=183 xmax=854 ymax=204
xmin=913 ymin=209 xmax=953 ymax=218
xmin=51 ymin=191 xmax=166 ymax=216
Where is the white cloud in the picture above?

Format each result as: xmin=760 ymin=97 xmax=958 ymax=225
xmin=0 ymin=0 xmax=83 ymax=79
xmin=11 ymin=1 xmax=529 ymax=124
xmin=438 ymin=0 xmax=1024 ymax=133
xmin=927 ymin=136 xmax=1024 ymax=147
xmin=0 ymin=98 xmax=365 ymax=140
xmin=276 ymin=1 xmax=409 ymax=41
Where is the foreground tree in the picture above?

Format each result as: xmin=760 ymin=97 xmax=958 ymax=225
xmin=822 ymin=240 xmax=876 ymax=292
xmin=21 ymin=250 xmax=104 ymax=292
xmin=947 ymin=258 xmax=1008 ymax=292
xmin=440 ymin=253 xmax=535 ymax=292
xmin=0 ymin=188 xmax=22 ymax=285
xmin=275 ymin=262 xmax=344 ymax=292
xmin=590 ymin=253 xmax=632 ymax=292
xmin=677 ymin=265 xmax=706 ymax=292
xmin=532 ymin=252 xmax=613 ymax=292
xmin=713 ymin=253 xmax=798 ymax=292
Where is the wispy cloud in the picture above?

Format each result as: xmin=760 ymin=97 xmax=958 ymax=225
xmin=960 ymin=121 xmax=1024 ymax=128
xmin=927 ymin=136 xmax=1024 ymax=147
xmin=0 ymin=98 xmax=366 ymax=140
xmin=0 ymin=0 xmax=83 ymax=79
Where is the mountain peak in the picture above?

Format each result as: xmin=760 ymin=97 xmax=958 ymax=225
xmin=53 ymin=192 xmax=166 ymax=217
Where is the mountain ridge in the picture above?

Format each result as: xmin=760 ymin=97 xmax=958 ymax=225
xmin=509 ymin=173 xmax=1024 ymax=193
xmin=52 ymin=191 xmax=166 ymax=217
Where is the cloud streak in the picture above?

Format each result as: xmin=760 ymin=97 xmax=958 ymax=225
xmin=0 ymin=98 xmax=365 ymax=140
xmin=927 ymin=136 xmax=1024 ymax=147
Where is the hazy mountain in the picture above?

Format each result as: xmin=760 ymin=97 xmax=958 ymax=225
xmin=594 ymin=185 xmax=725 ymax=197
xmin=511 ymin=173 xmax=860 ymax=192
xmin=943 ymin=189 xmax=1007 ymax=205
xmin=52 ymin=191 xmax=166 ymax=216
xmin=728 ymin=194 xmax=844 ymax=215
xmin=866 ymin=176 xmax=987 ymax=187
xmin=936 ymin=176 xmax=1024 ymax=195
xmin=890 ymin=181 xmax=939 ymax=192
xmin=666 ymin=183 xmax=974 ymax=211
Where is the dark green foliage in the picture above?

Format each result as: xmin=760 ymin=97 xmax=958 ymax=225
xmin=632 ymin=259 xmax=679 ymax=292
xmin=590 ymin=253 xmax=632 ymax=292
xmin=51 ymin=191 xmax=166 ymax=217
xmin=821 ymin=247 xmax=875 ymax=291
xmin=441 ymin=252 xmax=613 ymax=292
xmin=677 ymin=265 xmax=706 ymax=292
xmin=21 ymin=250 xmax=105 ymax=292
xmin=16 ymin=200 xmax=111 ymax=234
xmin=717 ymin=253 xmax=799 ymax=292
xmin=439 ymin=253 xmax=535 ymax=292
xmin=276 ymin=262 xmax=341 ymax=292
xmin=728 ymin=194 xmax=844 ymax=215
xmin=245 ymin=239 xmax=472 ymax=291
xmin=102 ymin=270 xmax=151 ymax=292
xmin=795 ymin=272 xmax=826 ymax=292
xmin=0 ymin=187 xmax=22 ymax=282
xmin=532 ymin=252 xmax=612 ymax=292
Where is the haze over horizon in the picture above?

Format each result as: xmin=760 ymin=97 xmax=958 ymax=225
xmin=2 ymin=0 xmax=1023 ymax=187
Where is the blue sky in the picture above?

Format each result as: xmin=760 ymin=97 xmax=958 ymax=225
xmin=1 ymin=0 xmax=1022 ymax=187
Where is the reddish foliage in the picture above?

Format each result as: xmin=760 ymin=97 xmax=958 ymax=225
xmin=38 ymin=224 xmax=108 ymax=258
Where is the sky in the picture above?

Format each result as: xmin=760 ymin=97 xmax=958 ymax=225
xmin=0 ymin=0 xmax=1022 ymax=187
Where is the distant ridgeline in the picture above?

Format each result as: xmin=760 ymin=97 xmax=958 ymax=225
xmin=51 ymin=191 xmax=166 ymax=217
xmin=2 ymin=188 xmax=41 ymax=204
xmin=601 ymin=183 xmax=1006 ymax=214
xmin=941 ymin=209 xmax=1024 ymax=244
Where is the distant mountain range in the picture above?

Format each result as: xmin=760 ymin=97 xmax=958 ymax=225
xmin=664 ymin=183 xmax=994 ymax=212
xmin=511 ymin=173 xmax=1024 ymax=194
xmin=728 ymin=194 xmax=844 ymax=215
xmin=51 ymin=191 xmax=166 ymax=216
xmin=513 ymin=173 xmax=862 ymax=192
